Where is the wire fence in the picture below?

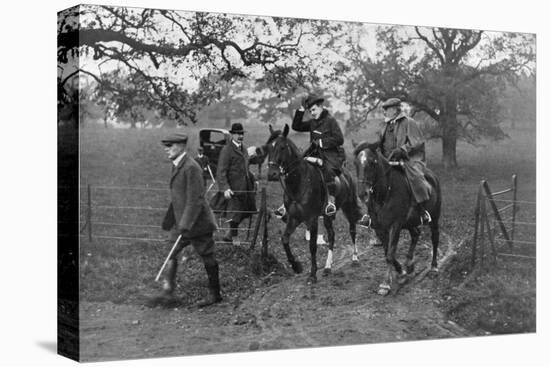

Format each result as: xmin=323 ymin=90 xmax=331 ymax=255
xmin=68 ymin=183 xmax=269 ymax=252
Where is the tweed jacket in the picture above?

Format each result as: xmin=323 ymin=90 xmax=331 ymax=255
xmin=380 ymin=113 xmax=426 ymax=162
xmin=162 ymin=153 xmax=217 ymax=238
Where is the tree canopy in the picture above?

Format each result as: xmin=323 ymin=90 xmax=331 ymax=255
xmin=57 ymin=5 xmax=339 ymax=124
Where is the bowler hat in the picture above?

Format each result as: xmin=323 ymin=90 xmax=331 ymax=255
xmin=161 ymin=132 xmax=188 ymax=146
xmin=303 ymin=94 xmax=325 ymax=109
xmin=381 ymin=98 xmax=402 ymax=109
xmin=229 ymin=123 xmax=245 ymax=134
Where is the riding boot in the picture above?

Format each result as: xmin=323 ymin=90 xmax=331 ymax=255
xmin=418 ymin=201 xmax=432 ymax=225
xmin=197 ymin=261 xmax=222 ymax=308
xmin=160 ymin=259 xmax=178 ymax=298
xmin=222 ymin=221 xmax=237 ymax=244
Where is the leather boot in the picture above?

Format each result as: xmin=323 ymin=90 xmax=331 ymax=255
xmin=160 ymin=259 xmax=178 ymax=297
xmin=146 ymin=259 xmax=178 ymax=307
xmin=197 ymin=261 xmax=222 ymax=308
xmin=222 ymin=221 xmax=236 ymax=244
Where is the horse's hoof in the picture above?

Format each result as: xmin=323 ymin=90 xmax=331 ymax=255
xmin=351 ymin=260 xmax=360 ymax=267
xmin=323 ymin=268 xmax=332 ymax=276
xmin=292 ymin=261 xmax=303 ymax=274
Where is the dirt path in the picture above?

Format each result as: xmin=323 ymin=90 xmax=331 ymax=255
xmin=80 ymin=230 xmax=466 ymax=362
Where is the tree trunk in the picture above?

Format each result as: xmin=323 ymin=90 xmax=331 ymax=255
xmin=441 ymin=124 xmax=457 ymax=169
xmin=440 ymin=95 xmax=458 ymax=169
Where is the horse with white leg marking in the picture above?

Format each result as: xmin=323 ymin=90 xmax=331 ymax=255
xmin=353 ymin=143 xmax=442 ymax=295
xmin=264 ymin=124 xmax=363 ymax=283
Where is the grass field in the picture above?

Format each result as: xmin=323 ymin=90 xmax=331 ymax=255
xmin=76 ymin=121 xmax=536 ymax=334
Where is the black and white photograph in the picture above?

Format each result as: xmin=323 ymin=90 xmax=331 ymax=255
xmin=5 ymin=0 xmax=548 ymax=366
xmin=56 ymin=1 xmax=539 ymax=363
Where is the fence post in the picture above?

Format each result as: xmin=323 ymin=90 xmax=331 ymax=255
xmin=261 ymin=188 xmax=269 ymax=259
xmin=479 ymin=181 xmax=487 ymax=269
xmin=249 ymin=187 xmax=266 ymax=251
xmin=87 ymin=184 xmax=93 ymax=242
xmin=511 ymin=174 xmax=518 ymax=244
xmin=471 ymin=182 xmax=483 ymax=267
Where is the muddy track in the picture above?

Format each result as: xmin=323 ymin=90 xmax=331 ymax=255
xmin=80 ymin=229 xmax=466 ymax=362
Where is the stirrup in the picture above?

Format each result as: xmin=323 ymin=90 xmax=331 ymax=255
xmin=357 ymin=214 xmax=371 ymax=228
xmin=273 ymin=204 xmax=286 ymax=219
xmin=421 ymin=210 xmax=432 ymax=225
xmin=325 ymin=201 xmax=336 ymax=216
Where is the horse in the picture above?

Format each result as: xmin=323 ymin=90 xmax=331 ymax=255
xmin=353 ymin=143 xmax=441 ymax=295
xmin=264 ymin=124 xmax=363 ymax=284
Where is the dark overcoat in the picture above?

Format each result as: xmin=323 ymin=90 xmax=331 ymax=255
xmin=210 ymin=141 xmax=257 ymax=223
xmin=292 ymin=109 xmax=346 ymax=174
xmin=194 ymin=155 xmax=211 ymax=181
xmin=162 ymin=153 xmax=218 ymax=240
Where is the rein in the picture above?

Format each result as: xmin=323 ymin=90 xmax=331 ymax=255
xmin=268 ymin=141 xmax=304 ymax=205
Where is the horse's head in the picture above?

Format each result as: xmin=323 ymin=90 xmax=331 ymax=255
xmin=266 ymin=124 xmax=300 ymax=178
xmin=353 ymin=141 xmax=381 ymax=203
xmin=263 ymin=125 xmax=282 ymax=181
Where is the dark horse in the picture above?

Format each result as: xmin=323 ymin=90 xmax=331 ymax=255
xmin=353 ymin=143 xmax=441 ymax=295
xmin=265 ymin=124 xmax=363 ymax=284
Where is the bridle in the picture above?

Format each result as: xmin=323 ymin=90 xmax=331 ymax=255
xmin=268 ymin=138 xmax=301 ymax=177
xmin=268 ymin=137 xmax=304 ymax=205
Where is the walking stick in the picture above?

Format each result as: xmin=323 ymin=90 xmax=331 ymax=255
xmin=155 ymin=235 xmax=182 ymax=282
xmin=206 ymin=165 xmax=216 ymax=194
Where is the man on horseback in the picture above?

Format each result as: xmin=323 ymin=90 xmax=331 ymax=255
xmin=274 ymin=94 xmax=345 ymax=217
xmin=376 ymin=97 xmax=432 ymax=224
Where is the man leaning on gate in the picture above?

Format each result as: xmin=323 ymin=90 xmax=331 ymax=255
xmin=210 ymin=123 xmax=257 ymax=244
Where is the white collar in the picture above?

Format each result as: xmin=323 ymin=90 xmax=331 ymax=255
xmin=172 ymin=151 xmax=187 ymax=167
xmin=232 ymin=140 xmax=242 ymax=148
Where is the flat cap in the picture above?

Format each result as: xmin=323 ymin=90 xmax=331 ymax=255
xmin=161 ymin=132 xmax=188 ymax=145
xmin=381 ymin=98 xmax=402 ymax=109
xmin=303 ymin=94 xmax=325 ymax=109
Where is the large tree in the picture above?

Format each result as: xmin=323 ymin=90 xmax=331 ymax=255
xmin=57 ymin=5 xmax=337 ymax=125
xmin=338 ymin=26 xmax=535 ymax=168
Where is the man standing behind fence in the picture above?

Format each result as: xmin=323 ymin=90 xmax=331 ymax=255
xmin=153 ymin=132 xmax=222 ymax=308
xmin=194 ymin=147 xmax=213 ymax=187
xmin=211 ymin=123 xmax=257 ymax=244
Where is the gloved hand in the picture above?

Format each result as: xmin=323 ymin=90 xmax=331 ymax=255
xmin=389 ymin=148 xmax=409 ymax=161
xmin=224 ymin=189 xmax=234 ymax=199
